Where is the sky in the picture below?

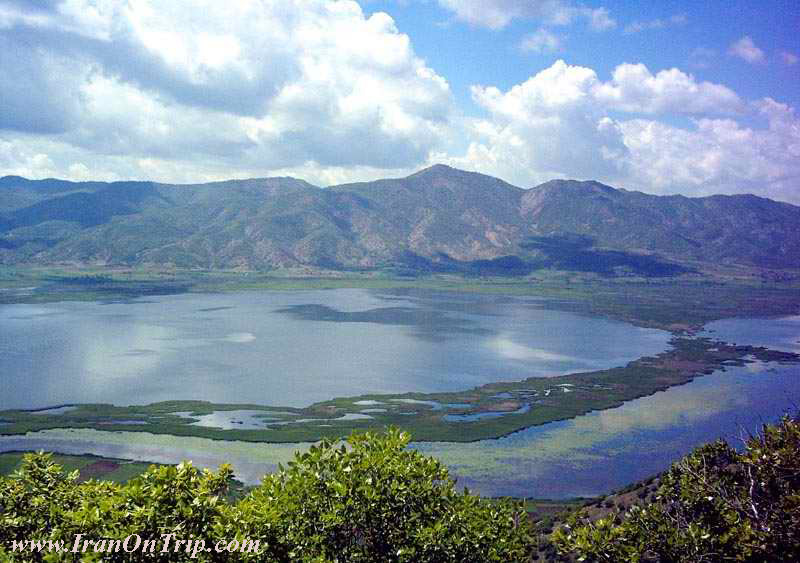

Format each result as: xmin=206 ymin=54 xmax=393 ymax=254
xmin=0 ymin=0 xmax=798 ymax=203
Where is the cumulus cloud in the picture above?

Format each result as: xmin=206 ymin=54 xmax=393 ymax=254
xmin=437 ymin=0 xmax=614 ymax=31
xmin=456 ymin=61 xmax=629 ymax=186
xmin=621 ymin=100 xmax=800 ymax=201
xmin=0 ymin=2 xmax=797 ymax=206
xmin=729 ymin=36 xmax=765 ymax=64
xmin=451 ymin=60 xmax=800 ymax=203
xmin=593 ymin=63 xmax=742 ymax=114
xmin=0 ymin=0 xmax=453 ymax=179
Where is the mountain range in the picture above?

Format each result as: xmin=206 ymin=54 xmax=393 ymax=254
xmin=1 ymin=164 xmax=798 ymax=276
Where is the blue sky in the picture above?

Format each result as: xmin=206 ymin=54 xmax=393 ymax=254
xmin=0 ymin=1 xmax=798 ymax=203
xmin=372 ymin=1 xmax=800 ymax=115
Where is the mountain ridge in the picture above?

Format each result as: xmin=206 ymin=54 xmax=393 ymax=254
xmin=1 ymin=165 xmax=798 ymax=276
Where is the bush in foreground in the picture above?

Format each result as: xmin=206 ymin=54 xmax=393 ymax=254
xmin=553 ymin=415 xmax=800 ymax=562
xmin=0 ymin=428 xmax=532 ymax=562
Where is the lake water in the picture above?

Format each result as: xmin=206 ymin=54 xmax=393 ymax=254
xmin=702 ymin=315 xmax=800 ymax=354
xmin=1 ymin=291 xmax=798 ymax=499
xmin=419 ymin=361 xmax=800 ymax=497
xmin=1 ymin=357 xmax=796 ymax=498
xmin=0 ymin=289 xmax=669 ymax=410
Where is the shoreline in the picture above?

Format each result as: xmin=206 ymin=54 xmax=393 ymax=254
xmin=2 ymin=335 xmax=797 ymax=443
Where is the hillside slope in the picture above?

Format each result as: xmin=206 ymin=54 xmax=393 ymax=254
xmin=1 ymin=165 xmax=798 ymax=275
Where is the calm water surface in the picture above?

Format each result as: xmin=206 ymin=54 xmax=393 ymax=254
xmin=702 ymin=315 xmax=800 ymax=353
xmin=0 ymin=289 xmax=669 ymax=409
xmin=419 ymin=361 xmax=800 ymax=497
xmin=3 ymin=354 xmax=795 ymax=498
xmin=2 ymin=291 xmax=797 ymax=499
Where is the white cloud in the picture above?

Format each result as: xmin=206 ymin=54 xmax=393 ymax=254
xmin=457 ymin=61 xmax=629 ymax=186
xmin=593 ymin=63 xmax=742 ymax=115
xmin=452 ymin=60 xmax=800 ymax=203
xmin=689 ymin=47 xmax=716 ymax=69
xmin=620 ymin=101 xmax=800 ymax=202
xmin=436 ymin=0 xmax=524 ymax=30
xmin=0 ymin=0 xmax=454 ymax=179
xmin=520 ymin=28 xmax=562 ymax=53
xmin=0 ymin=138 xmax=59 ymax=179
xmin=584 ymin=7 xmax=615 ymax=31
xmin=436 ymin=0 xmax=614 ymax=30
xmin=470 ymin=60 xmax=742 ymax=123
xmin=781 ymin=51 xmax=798 ymax=65
xmin=1 ymin=2 xmax=797 ymax=207
xmin=729 ymin=36 xmax=765 ymax=64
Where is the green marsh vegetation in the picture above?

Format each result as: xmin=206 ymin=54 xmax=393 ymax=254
xmin=1 ymin=337 xmax=797 ymax=443
xmin=1 ymin=267 xmax=799 ymax=444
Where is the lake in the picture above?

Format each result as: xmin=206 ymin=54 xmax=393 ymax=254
xmin=1 ymin=354 xmax=797 ymax=498
xmin=1 ymin=291 xmax=798 ymax=499
xmin=0 ymin=289 xmax=669 ymax=410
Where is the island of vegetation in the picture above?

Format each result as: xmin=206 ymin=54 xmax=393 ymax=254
xmin=1 ymin=336 xmax=797 ymax=443
xmin=1 ymin=269 xmax=798 ymax=443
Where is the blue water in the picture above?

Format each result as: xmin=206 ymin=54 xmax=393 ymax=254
xmin=0 ymin=289 xmax=669 ymax=410
xmin=2 ymin=291 xmax=797 ymax=500
xmin=416 ymin=316 xmax=800 ymax=497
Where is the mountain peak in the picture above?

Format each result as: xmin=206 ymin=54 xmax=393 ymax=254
xmin=406 ymin=164 xmax=520 ymax=188
xmin=0 ymin=175 xmax=30 ymax=185
xmin=533 ymin=179 xmax=618 ymax=195
xmin=408 ymin=163 xmax=461 ymax=178
xmin=1 ymin=168 xmax=798 ymax=273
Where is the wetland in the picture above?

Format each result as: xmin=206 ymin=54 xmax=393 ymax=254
xmin=1 ymin=274 xmax=799 ymax=498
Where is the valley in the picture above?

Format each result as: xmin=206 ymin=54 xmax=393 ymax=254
xmin=1 ymin=166 xmax=799 ymax=520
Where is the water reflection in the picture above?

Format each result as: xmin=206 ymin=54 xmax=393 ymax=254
xmin=702 ymin=315 xmax=800 ymax=354
xmin=0 ymin=429 xmax=300 ymax=485
xmin=0 ymin=289 xmax=669 ymax=409
xmin=173 ymin=410 xmax=285 ymax=430
xmin=417 ymin=362 xmax=800 ymax=498
xmin=442 ymin=404 xmax=531 ymax=422
xmin=2 ymin=360 xmax=796 ymax=498
xmin=491 ymin=336 xmax=577 ymax=363
xmin=2 ymin=299 xmax=798 ymax=499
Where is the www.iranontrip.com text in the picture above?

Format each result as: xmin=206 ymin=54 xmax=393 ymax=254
xmin=10 ymin=533 xmax=262 ymax=558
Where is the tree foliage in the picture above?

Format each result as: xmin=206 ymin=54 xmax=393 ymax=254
xmin=553 ymin=415 xmax=800 ymax=562
xmin=0 ymin=428 xmax=532 ymax=562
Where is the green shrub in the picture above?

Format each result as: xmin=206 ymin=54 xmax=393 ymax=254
xmin=553 ymin=415 xmax=800 ymax=562
xmin=0 ymin=428 xmax=532 ymax=562
xmin=222 ymin=428 xmax=532 ymax=562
